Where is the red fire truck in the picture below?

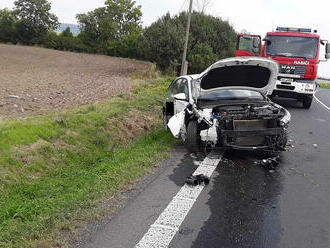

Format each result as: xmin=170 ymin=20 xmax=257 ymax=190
xmin=235 ymin=27 xmax=330 ymax=108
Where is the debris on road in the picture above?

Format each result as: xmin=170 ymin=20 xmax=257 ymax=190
xmin=186 ymin=174 xmax=210 ymax=186
xmin=189 ymin=153 xmax=197 ymax=159
xmin=7 ymin=95 xmax=20 ymax=99
xmin=313 ymin=144 xmax=318 ymax=148
xmin=255 ymin=156 xmax=280 ymax=171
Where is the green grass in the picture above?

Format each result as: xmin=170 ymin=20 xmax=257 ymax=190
xmin=320 ymin=83 xmax=330 ymax=89
xmin=318 ymin=79 xmax=330 ymax=89
xmin=0 ymin=77 xmax=175 ymax=247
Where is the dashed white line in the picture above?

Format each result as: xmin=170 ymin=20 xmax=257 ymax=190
xmin=135 ymin=150 xmax=223 ymax=248
xmin=314 ymin=91 xmax=330 ymax=111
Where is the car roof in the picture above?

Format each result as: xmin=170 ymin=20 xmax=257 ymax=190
xmin=178 ymin=74 xmax=200 ymax=80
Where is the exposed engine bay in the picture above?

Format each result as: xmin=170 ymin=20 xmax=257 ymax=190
xmin=172 ymin=101 xmax=290 ymax=152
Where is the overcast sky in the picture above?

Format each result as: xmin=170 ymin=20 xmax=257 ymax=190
xmin=1 ymin=0 xmax=329 ymax=76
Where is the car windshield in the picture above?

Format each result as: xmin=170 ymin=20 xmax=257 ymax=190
xmin=199 ymin=89 xmax=264 ymax=102
xmin=266 ymin=35 xmax=318 ymax=59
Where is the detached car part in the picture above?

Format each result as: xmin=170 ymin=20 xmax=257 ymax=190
xmin=186 ymin=174 xmax=210 ymax=186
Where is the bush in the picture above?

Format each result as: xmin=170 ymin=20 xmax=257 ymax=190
xmin=187 ymin=42 xmax=218 ymax=73
xmin=44 ymin=29 xmax=88 ymax=52
xmin=136 ymin=13 xmax=185 ymax=72
xmin=107 ymin=30 xmax=141 ymax=58
xmin=137 ymin=11 xmax=237 ymax=74
xmin=0 ymin=9 xmax=17 ymax=44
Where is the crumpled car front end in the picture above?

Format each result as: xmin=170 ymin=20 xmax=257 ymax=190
xmin=196 ymin=101 xmax=290 ymax=151
xmin=166 ymin=57 xmax=291 ymax=153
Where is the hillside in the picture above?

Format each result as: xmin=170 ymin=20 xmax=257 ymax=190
xmin=0 ymin=44 xmax=152 ymax=118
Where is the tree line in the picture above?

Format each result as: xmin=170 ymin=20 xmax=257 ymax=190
xmin=0 ymin=0 xmax=237 ymax=74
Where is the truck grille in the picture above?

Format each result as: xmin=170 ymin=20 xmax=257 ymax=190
xmin=279 ymin=64 xmax=306 ymax=76
xmin=277 ymin=85 xmax=295 ymax=90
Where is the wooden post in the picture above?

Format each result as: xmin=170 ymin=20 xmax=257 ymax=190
xmin=180 ymin=0 xmax=193 ymax=76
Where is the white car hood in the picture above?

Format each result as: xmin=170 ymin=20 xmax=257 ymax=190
xmin=199 ymin=57 xmax=279 ymax=95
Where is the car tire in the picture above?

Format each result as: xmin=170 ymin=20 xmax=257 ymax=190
xmin=302 ymin=95 xmax=313 ymax=109
xmin=185 ymin=120 xmax=201 ymax=153
xmin=280 ymin=129 xmax=288 ymax=150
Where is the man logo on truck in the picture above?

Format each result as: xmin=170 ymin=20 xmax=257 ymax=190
xmin=294 ymin=61 xmax=309 ymax=65
xmin=235 ymin=27 xmax=330 ymax=109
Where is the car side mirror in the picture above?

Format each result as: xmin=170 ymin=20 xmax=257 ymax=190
xmin=263 ymin=38 xmax=271 ymax=46
xmin=326 ymin=43 xmax=330 ymax=55
xmin=174 ymin=93 xmax=187 ymax=101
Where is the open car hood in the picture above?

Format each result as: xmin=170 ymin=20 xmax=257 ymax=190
xmin=199 ymin=57 xmax=279 ymax=95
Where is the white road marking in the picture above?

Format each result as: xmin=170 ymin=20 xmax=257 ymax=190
xmin=314 ymin=91 xmax=330 ymax=111
xmin=135 ymin=150 xmax=223 ymax=248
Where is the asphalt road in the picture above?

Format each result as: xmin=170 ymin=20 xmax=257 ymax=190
xmin=77 ymin=89 xmax=330 ymax=248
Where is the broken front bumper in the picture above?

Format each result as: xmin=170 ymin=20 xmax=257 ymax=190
xmin=220 ymin=127 xmax=286 ymax=150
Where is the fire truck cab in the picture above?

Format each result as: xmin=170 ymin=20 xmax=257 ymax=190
xmin=235 ymin=27 xmax=330 ymax=109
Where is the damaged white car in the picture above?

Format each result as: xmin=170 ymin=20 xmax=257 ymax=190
xmin=163 ymin=57 xmax=291 ymax=153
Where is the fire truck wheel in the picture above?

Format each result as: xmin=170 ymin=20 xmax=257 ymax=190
xmin=302 ymin=95 xmax=313 ymax=109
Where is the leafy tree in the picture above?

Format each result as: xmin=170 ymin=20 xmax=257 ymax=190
xmin=187 ymin=42 xmax=218 ymax=73
xmin=14 ymin=0 xmax=58 ymax=44
xmin=77 ymin=0 xmax=142 ymax=54
xmin=137 ymin=11 xmax=237 ymax=74
xmin=187 ymin=12 xmax=237 ymax=60
xmin=0 ymin=8 xmax=17 ymax=43
xmin=61 ymin=27 xmax=73 ymax=38
xmin=107 ymin=30 xmax=140 ymax=57
xmin=44 ymin=30 xmax=88 ymax=52
xmin=136 ymin=13 xmax=185 ymax=72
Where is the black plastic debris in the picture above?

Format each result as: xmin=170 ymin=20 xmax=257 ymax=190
xmin=255 ymin=156 xmax=280 ymax=170
xmin=186 ymin=174 xmax=210 ymax=186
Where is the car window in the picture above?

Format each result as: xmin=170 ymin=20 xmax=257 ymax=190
xmin=168 ymin=78 xmax=189 ymax=100
xmin=238 ymin=36 xmax=260 ymax=54
xmin=200 ymin=89 xmax=264 ymax=101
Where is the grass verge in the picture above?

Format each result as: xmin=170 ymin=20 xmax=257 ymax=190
xmin=0 ymin=77 xmax=175 ymax=247
xmin=320 ymin=83 xmax=330 ymax=89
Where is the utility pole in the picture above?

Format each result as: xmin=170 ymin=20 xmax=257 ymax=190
xmin=180 ymin=0 xmax=193 ymax=76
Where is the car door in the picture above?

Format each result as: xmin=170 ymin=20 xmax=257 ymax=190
xmin=172 ymin=78 xmax=190 ymax=114
xmin=164 ymin=78 xmax=190 ymax=117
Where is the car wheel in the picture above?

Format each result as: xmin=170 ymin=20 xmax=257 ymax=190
xmin=185 ymin=120 xmax=201 ymax=153
xmin=280 ymin=129 xmax=288 ymax=150
xmin=302 ymin=95 xmax=313 ymax=109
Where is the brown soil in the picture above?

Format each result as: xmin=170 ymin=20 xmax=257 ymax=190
xmin=0 ymin=44 xmax=152 ymax=118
